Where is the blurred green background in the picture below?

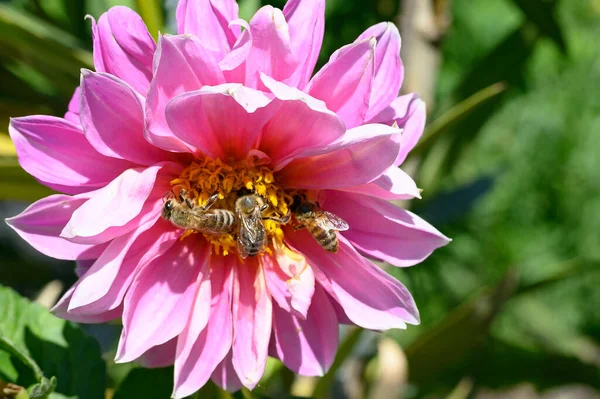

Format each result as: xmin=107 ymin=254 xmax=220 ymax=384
xmin=1 ymin=0 xmax=600 ymax=398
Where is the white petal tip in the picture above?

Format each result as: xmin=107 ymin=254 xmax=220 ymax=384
xmin=113 ymin=354 xmax=129 ymax=364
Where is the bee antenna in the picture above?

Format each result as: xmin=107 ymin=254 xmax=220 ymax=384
xmin=163 ymin=190 xmax=174 ymax=202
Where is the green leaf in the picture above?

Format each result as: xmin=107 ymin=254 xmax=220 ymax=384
xmin=0 ymin=336 xmax=45 ymax=382
xmin=405 ymin=271 xmax=519 ymax=386
xmin=0 ymin=5 xmax=92 ymax=96
xmin=472 ymin=338 xmax=600 ymax=390
xmin=0 ymin=157 xmax=56 ymax=201
xmin=0 ymin=285 xmax=106 ymax=399
xmin=418 ymin=25 xmax=542 ymax=191
xmin=29 ymin=376 xmax=57 ymax=399
xmin=415 ymin=82 xmax=506 ymax=194
xmin=510 ymin=0 xmax=566 ymax=52
xmin=0 ymin=335 xmax=59 ymax=398
xmin=113 ymin=367 xmax=174 ymax=399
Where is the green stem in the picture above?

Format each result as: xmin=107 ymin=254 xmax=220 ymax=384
xmin=411 ymin=82 xmax=507 ymax=156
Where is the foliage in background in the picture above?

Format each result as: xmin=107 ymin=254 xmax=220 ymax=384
xmin=1 ymin=0 xmax=599 ymax=398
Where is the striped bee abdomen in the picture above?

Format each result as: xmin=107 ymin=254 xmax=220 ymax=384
xmin=308 ymin=225 xmax=339 ymax=253
xmin=204 ymin=210 xmax=235 ymax=233
xmin=239 ymin=227 xmax=266 ymax=256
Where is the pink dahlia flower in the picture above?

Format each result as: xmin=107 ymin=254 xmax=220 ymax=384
xmin=6 ymin=0 xmax=449 ymax=396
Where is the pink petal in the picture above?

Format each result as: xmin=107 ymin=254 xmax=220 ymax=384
xmin=232 ymin=258 xmax=272 ymax=390
xmin=52 ymin=286 xmax=122 ymax=323
xmin=64 ymin=87 xmax=81 ymax=124
xmin=9 ymin=116 xmax=131 ymax=194
xmin=176 ymin=0 xmax=236 ymax=60
xmin=277 ymin=123 xmax=401 ymax=189
xmin=6 ymin=194 xmax=107 ymax=261
xmin=79 ymin=71 xmax=170 ymax=165
xmin=306 ymin=38 xmax=375 ymax=128
xmin=262 ymin=241 xmax=315 ymax=319
xmin=165 ymin=84 xmax=273 ymax=160
xmin=288 ymin=231 xmax=420 ymax=329
xmin=210 ymin=0 xmax=240 ymax=28
xmin=91 ymin=7 xmax=156 ymax=94
xmin=139 ymin=338 xmax=177 ymax=368
xmin=60 ymin=166 xmax=156 ymax=243
xmin=211 ymin=351 xmax=243 ymax=392
xmin=116 ymin=236 xmax=210 ymax=363
xmin=368 ymin=93 xmax=426 ymax=166
xmin=60 ymin=163 xmax=180 ymax=245
xmin=220 ymin=6 xmax=299 ymax=89
xmin=145 ymin=34 xmax=225 ymax=152
xmin=67 ymin=220 xmax=181 ymax=314
xmin=173 ymin=257 xmax=234 ymax=398
xmin=283 ymin=0 xmax=325 ymax=89
xmin=271 ymin=284 xmax=337 ymax=376
xmin=338 ymin=166 xmax=421 ymax=200
xmin=258 ymin=75 xmax=346 ymax=168
xmin=210 ymin=0 xmax=241 ymax=42
xmin=75 ymin=259 xmax=95 ymax=277
xmin=218 ymin=19 xmax=251 ymax=83
xmin=327 ymin=293 xmax=353 ymax=324
xmin=321 ymin=190 xmax=450 ymax=267
xmin=357 ymin=23 xmax=403 ymax=121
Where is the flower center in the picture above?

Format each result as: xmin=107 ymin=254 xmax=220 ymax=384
xmin=169 ymin=156 xmax=295 ymax=256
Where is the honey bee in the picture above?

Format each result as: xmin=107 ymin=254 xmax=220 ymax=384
xmin=161 ymin=189 xmax=236 ymax=234
xmin=292 ymin=196 xmax=349 ymax=253
xmin=235 ymin=194 xmax=290 ymax=259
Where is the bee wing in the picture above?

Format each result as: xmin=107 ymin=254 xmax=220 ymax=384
xmin=240 ymin=209 xmax=263 ymax=242
xmin=185 ymin=211 xmax=219 ymax=233
xmin=317 ymin=211 xmax=349 ymax=231
xmin=237 ymin=239 xmax=250 ymax=259
xmin=187 ymin=211 xmax=210 ymax=223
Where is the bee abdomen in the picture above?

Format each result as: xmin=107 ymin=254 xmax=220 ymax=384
xmin=205 ymin=210 xmax=235 ymax=232
xmin=241 ymin=230 xmax=266 ymax=256
xmin=309 ymin=225 xmax=339 ymax=253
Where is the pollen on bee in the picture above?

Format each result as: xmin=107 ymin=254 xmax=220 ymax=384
xmin=169 ymin=156 xmax=295 ymax=257
xmin=179 ymin=229 xmax=197 ymax=241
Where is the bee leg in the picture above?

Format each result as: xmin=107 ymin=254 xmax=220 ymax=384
xmin=185 ymin=198 xmax=195 ymax=209
xmin=260 ymin=203 xmax=269 ymax=212
xmin=264 ymin=212 xmax=291 ymax=224
xmin=200 ymin=193 xmax=220 ymax=211
xmin=293 ymin=224 xmax=306 ymax=231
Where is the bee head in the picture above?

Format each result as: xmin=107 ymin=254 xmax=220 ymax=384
xmin=161 ymin=200 xmax=174 ymax=220
xmin=295 ymin=202 xmax=313 ymax=216
xmin=236 ymin=195 xmax=259 ymax=215
xmin=290 ymin=193 xmax=309 ymax=212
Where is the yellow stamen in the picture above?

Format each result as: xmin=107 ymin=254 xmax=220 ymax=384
xmin=171 ymin=156 xmax=295 ymax=256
